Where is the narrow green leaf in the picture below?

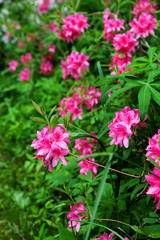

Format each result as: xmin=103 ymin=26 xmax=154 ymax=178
xmin=57 ymin=223 xmax=75 ymax=240
xmin=153 ymin=51 xmax=160 ymax=62
xmin=48 ymin=106 xmax=57 ymax=119
xmin=148 ymin=47 xmax=157 ymax=63
xmin=50 ymin=114 xmax=58 ymax=129
xmin=147 ymin=70 xmax=160 ymax=83
xmin=101 ymin=85 xmax=109 ymax=104
xmin=84 ymin=153 xmax=113 ymax=240
xmin=30 ymin=117 xmax=47 ymax=124
xmin=130 ymin=225 xmax=145 ymax=235
xmin=138 ymin=85 xmax=151 ymax=121
xmin=146 ymin=155 xmax=160 ymax=170
xmin=31 ymin=100 xmax=44 ymax=116
xmin=150 ymin=87 xmax=160 ymax=106
xmin=97 ymin=61 xmax=104 ymax=79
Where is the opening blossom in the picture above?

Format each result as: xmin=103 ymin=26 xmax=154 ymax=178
xmin=108 ymin=106 xmax=148 ymax=148
xmin=129 ymin=13 xmax=157 ymax=39
xmin=21 ymin=53 xmax=32 ymax=65
xmin=61 ymin=13 xmax=89 ymax=43
xmin=67 ymin=201 xmax=87 ymax=234
xmin=19 ymin=68 xmax=30 ymax=81
xmin=146 ymin=129 xmax=160 ymax=162
xmin=95 ymin=232 xmax=114 ymax=240
xmin=31 ymin=125 xmax=70 ymax=172
xmin=48 ymin=43 xmax=56 ymax=53
xmin=61 ymin=51 xmax=89 ymax=80
xmin=8 ymin=60 xmax=18 ymax=72
xmin=145 ymin=160 xmax=160 ymax=209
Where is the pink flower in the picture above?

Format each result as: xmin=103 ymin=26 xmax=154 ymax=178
xmin=49 ymin=21 xmax=58 ymax=32
xmin=31 ymin=125 xmax=70 ymax=172
xmin=6 ymin=32 xmax=11 ymax=38
xmin=146 ymin=129 xmax=160 ymax=162
xmin=19 ymin=68 xmax=30 ymax=81
xmin=84 ymin=87 xmax=101 ymax=111
xmin=8 ymin=60 xmax=18 ymax=72
xmin=18 ymin=40 xmax=26 ymax=49
xmin=124 ymin=238 xmax=130 ymax=240
xmin=21 ymin=53 xmax=32 ymax=65
xmin=78 ymin=158 xmax=97 ymax=178
xmin=145 ymin=161 xmax=160 ymax=209
xmin=38 ymin=0 xmax=50 ymax=14
xmin=61 ymin=51 xmax=89 ymax=80
xmin=95 ymin=232 xmax=114 ymax=240
xmin=48 ymin=43 xmax=55 ymax=53
xmin=112 ymin=31 xmax=138 ymax=57
xmin=132 ymin=0 xmax=157 ymax=16
xmin=40 ymin=60 xmax=54 ymax=75
xmin=67 ymin=201 xmax=87 ymax=234
xmin=103 ymin=8 xmax=125 ymax=43
xmin=61 ymin=13 xmax=89 ymax=43
xmin=108 ymin=106 xmax=147 ymax=148
xmin=129 ymin=13 xmax=157 ymax=39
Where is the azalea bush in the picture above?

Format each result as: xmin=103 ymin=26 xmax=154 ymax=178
xmin=0 ymin=0 xmax=160 ymax=239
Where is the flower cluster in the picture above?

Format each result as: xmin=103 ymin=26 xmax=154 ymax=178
xmin=145 ymin=161 xmax=160 ymax=209
xmin=95 ymin=232 xmax=114 ymax=240
xmin=31 ymin=125 xmax=70 ymax=172
xmin=109 ymin=53 xmax=132 ymax=75
xmin=21 ymin=53 xmax=32 ymax=65
xmin=67 ymin=201 xmax=87 ymax=233
xmin=112 ymin=31 xmax=138 ymax=57
xmin=40 ymin=60 xmax=54 ymax=75
xmin=61 ymin=13 xmax=89 ymax=43
xmin=8 ymin=60 xmax=18 ymax=72
xmin=108 ymin=106 xmax=147 ymax=148
xmin=74 ymin=132 xmax=98 ymax=178
xmin=132 ymin=0 xmax=157 ymax=16
xmin=61 ymin=51 xmax=89 ymax=80
xmin=103 ymin=8 xmax=125 ymax=43
xmin=38 ymin=0 xmax=50 ymax=14
xmin=19 ymin=68 xmax=30 ymax=81
xmin=146 ymin=129 xmax=160 ymax=162
xmin=58 ymin=87 xmax=101 ymax=121
xmin=129 ymin=13 xmax=157 ymax=39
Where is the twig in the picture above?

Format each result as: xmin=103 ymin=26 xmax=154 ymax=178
xmin=94 ymin=218 xmax=130 ymax=227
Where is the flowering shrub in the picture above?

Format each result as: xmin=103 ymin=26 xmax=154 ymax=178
xmin=1 ymin=0 xmax=160 ymax=239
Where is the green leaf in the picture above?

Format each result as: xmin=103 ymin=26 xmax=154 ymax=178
xmin=98 ymin=122 xmax=109 ymax=139
xmin=30 ymin=117 xmax=47 ymax=124
xmin=143 ymin=224 xmax=160 ymax=236
xmin=146 ymin=156 xmax=160 ymax=170
xmin=39 ymin=223 xmax=45 ymax=238
xmin=57 ymin=223 xmax=75 ymax=240
xmin=84 ymin=153 xmax=113 ymax=240
xmin=153 ymin=51 xmax=160 ymax=62
xmin=130 ymin=225 xmax=145 ymax=235
xmin=63 ymin=111 xmax=71 ymax=128
xmin=50 ymin=113 xmax=58 ymax=129
xmin=147 ymin=70 xmax=160 ymax=83
xmin=138 ymin=85 xmax=151 ymax=121
xmin=101 ymin=85 xmax=109 ymax=104
xmin=97 ymin=61 xmax=104 ymax=79
xmin=48 ymin=106 xmax=57 ymax=119
xmin=148 ymin=47 xmax=157 ymax=63
xmin=150 ymin=87 xmax=160 ymax=106
xmin=31 ymin=100 xmax=44 ymax=116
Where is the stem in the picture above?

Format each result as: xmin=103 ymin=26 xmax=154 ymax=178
xmin=86 ymin=11 xmax=103 ymax=17
xmin=69 ymin=153 xmax=140 ymax=178
xmin=94 ymin=218 xmax=130 ymax=227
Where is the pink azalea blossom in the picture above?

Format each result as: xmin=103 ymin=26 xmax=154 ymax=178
xmin=145 ymin=160 xmax=160 ymax=209
xmin=19 ymin=68 xmax=30 ymax=81
xmin=108 ymin=106 xmax=147 ymax=148
xmin=124 ymin=238 xmax=130 ymax=240
xmin=21 ymin=53 xmax=32 ymax=65
xmin=95 ymin=232 xmax=114 ymax=240
xmin=40 ymin=60 xmax=54 ymax=75
xmin=78 ymin=158 xmax=97 ymax=178
xmin=146 ymin=129 xmax=160 ymax=162
xmin=6 ymin=32 xmax=11 ymax=38
xmin=61 ymin=51 xmax=89 ymax=80
xmin=31 ymin=125 xmax=70 ymax=172
xmin=132 ymin=0 xmax=157 ymax=16
xmin=129 ymin=13 xmax=157 ymax=39
xmin=103 ymin=8 xmax=125 ymax=43
xmin=8 ymin=60 xmax=18 ymax=72
xmin=18 ymin=40 xmax=26 ymax=49
xmin=67 ymin=201 xmax=87 ymax=234
xmin=112 ymin=31 xmax=138 ymax=57
xmin=38 ymin=0 xmax=50 ymax=14
xmin=48 ymin=43 xmax=56 ymax=53
xmin=61 ymin=13 xmax=89 ymax=43
xmin=49 ymin=21 xmax=58 ymax=32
